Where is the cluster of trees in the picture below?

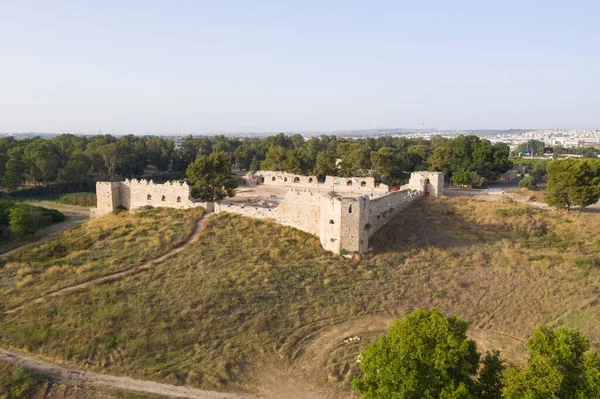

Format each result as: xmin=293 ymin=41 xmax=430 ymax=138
xmin=353 ymin=308 xmax=600 ymax=398
xmin=0 ymin=133 xmax=512 ymax=194
xmin=517 ymin=160 xmax=548 ymax=190
xmin=545 ymin=159 xmax=600 ymax=211
xmin=0 ymin=134 xmax=178 ymax=192
xmin=0 ymin=202 xmax=64 ymax=239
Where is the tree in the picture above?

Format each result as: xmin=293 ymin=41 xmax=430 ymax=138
xmin=1 ymin=147 xmax=26 ymax=192
xmin=502 ymin=326 xmax=600 ymax=398
xmin=97 ymin=143 xmax=120 ymax=179
xmin=314 ymin=150 xmax=337 ymax=179
xmin=59 ymin=151 xmax=91 ymax=185
xmin=518 ymin=176 xmax=538 ymax=190
xmin=23 ymin=139 xmax=60 ymax=185
xmin=261 ymin=146 xmax=288 ymax=171
xmin=352 ymin=308 xmax=500 ymax=399
xmin=186 ymin=152 xmax=237 ymax=201
xmin=474 ymin=351 xmax=504 ymax=399
xmin=8 ymin=205 xmax=36 ymax=236
xmin=546 ymin=159 xmax=600 ymax=210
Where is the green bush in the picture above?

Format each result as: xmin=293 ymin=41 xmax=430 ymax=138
xmin=0 ymin=365 xmax=43 ymax=399
xmin=8 ymin=205 xmax=37 ymax=236
xmin=518 ymin=176 xmax=538 ymax=190
xmin=58 ymin=192 xmax=97 ymax=206
xmin=1 ymin=203 xmax=65 ymax=240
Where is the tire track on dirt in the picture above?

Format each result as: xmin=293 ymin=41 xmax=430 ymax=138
xmin=0 ymin=347 xmax=257 ymax=399
xmin=3 ymin=214 xmax=211 ymax=316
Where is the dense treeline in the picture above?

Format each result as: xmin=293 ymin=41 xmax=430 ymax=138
xmin=0 ymin=133 xmax=512 ymax=192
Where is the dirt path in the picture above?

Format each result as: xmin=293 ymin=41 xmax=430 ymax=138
xmin=3 ymin=214 xmax=211 ymax=315
xmin=0 ymin=201 xmax=90 ymax=257
xmin=0 ymin=347 xmax=257 ymax=399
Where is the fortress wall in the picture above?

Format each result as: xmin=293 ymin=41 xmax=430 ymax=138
xmin=319 ymin=196 xmax=343 ymax=253
xmin=407 ymin=171 xmax=444 ymax=197
xmin=214 ymin=202 xmax=276 ymax=219
xmin=246 ymin=171 xmax=389 ymax=194
xmin=94 ymin=182 xmax=121 ymax=217
xmin=121 ymin=179 xmax=198 ymax=211
xmin=365 ymin=190 xmax=418 ymax=237
xmin=274 ymin=189 xmax=323 ymax=236
xmin=93 ymin=180 xmax=205 ymax=218
xmin=338 ymin=196 xmax=369 ymax=253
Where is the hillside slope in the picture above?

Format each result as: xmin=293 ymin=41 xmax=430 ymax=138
xmin=1 ymin=198 xmax=599 ymax=398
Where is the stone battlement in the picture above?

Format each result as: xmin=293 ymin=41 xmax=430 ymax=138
xmin=91 ymin=180 xmax=210 ymax=217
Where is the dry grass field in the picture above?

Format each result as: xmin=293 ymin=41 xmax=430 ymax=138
xmin=1 ymin=197 xmax=599 ymax=398
xmin=0 ymin=206 xmax=204 ymax=313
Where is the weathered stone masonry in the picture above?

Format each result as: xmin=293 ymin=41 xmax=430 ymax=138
xmin=215 ymin=170 xmax=444 ymax=254
xmin=91 ymin=179 xmax=211 ymax=218
xmin=92 ymin=171 xmax=443 ymax=254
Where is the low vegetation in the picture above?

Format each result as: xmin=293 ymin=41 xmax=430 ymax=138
xmin=0 ymin=206 xmax=204 ymax=312
xmin=58 ymin=192 xmax=97 ymax=206
xmin=0 ymin=201 xmax=64 ymax=241
xmin=1 ymin=197 xmax=600 ymax=396
xmin=0 ymin=363 xmax=42 ymax=399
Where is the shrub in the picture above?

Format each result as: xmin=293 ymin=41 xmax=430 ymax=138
xmin=8 ymin=205 xmax=37 ymax=236
xmin=58 ymin=192 xmax=97 ymax=206
xmin=518 ymin=176 xmax=537 ymax=190
xmin=0 ymin=365 xmax=43 ymax=399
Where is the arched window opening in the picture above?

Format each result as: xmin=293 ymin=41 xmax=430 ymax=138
xmin=293 ymin=177 xmax=300 ymax=183
xmin=260 ymin=177 xmax=265 ymax=183
xmin=284 ymin=177 xmax=288 ymax=182
xmin=308 ymin=177 xmax=313 ymax=183
xmin=161 ymin=195 xmax=166 ymax=201
xmin=272 ymin=176 xmax=276 ymax=181
xmin=147 ymin=194 xmax=152 ymax=200
xmin=177 ymin=196 xmax=181 ymax=203
xmin=329 ymin=219 xmax=334 ymax=224
xmin=361 ymin=181 xmax=367 ymax=187
xmin=346 ymin=180 xmax=352 ymax=186
xmin=348 ymin=205 xmax=353 ymax=214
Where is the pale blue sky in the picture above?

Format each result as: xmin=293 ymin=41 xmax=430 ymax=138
xmin=1 ymin=1 xmax=599 ymax=134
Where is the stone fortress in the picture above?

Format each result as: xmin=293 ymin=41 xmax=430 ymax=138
xmin=91 ymin=171 xmax=443 ymax=254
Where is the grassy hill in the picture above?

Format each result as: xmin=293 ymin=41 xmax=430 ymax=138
xmin=0 ymin=206 xmax=204 ymax=312
xmin=1 ymin=197 xmax=599 ymax=398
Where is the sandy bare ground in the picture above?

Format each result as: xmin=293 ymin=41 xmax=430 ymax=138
xmin=0 ymin=347 xmax=257 ymax=399
xmin=0 ymin=201 xmax=90 ymax=257
xmin=3 ymin=214 xmax=210 ymax=315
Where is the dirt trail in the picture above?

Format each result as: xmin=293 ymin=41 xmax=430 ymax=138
xmin=0 ymin=347 xmax=257 ymax=399
xmin=3 ymin=214 xmax=211 ymax=315
xmin=0 ymin=202 xmax=90 ymax=258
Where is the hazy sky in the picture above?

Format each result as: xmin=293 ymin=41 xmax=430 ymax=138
xmin=1 ymin=1 xmax=599 ymax=134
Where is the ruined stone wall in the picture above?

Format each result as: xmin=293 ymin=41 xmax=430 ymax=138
xmin=94 ymin=182 xmax=121 ymax=217
xmin=216 ymin=171 xmax=444 ymax=254
xmin=120 ymin=179 xmax=198 ymax=211
xmin=91 ymin=180 xmax=207 ymax=217
xmin=246 ymin=171 xmax=389 ymax=194
xmin=214 ymin=188 xmax=323 ymax=237
xmin=214 ymin=202 xmax=276 ymax=219
xmin=407 ymin=171 xmax=444 ymax=197
xmin=365 ymin=190 xmax=417 ymax=237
